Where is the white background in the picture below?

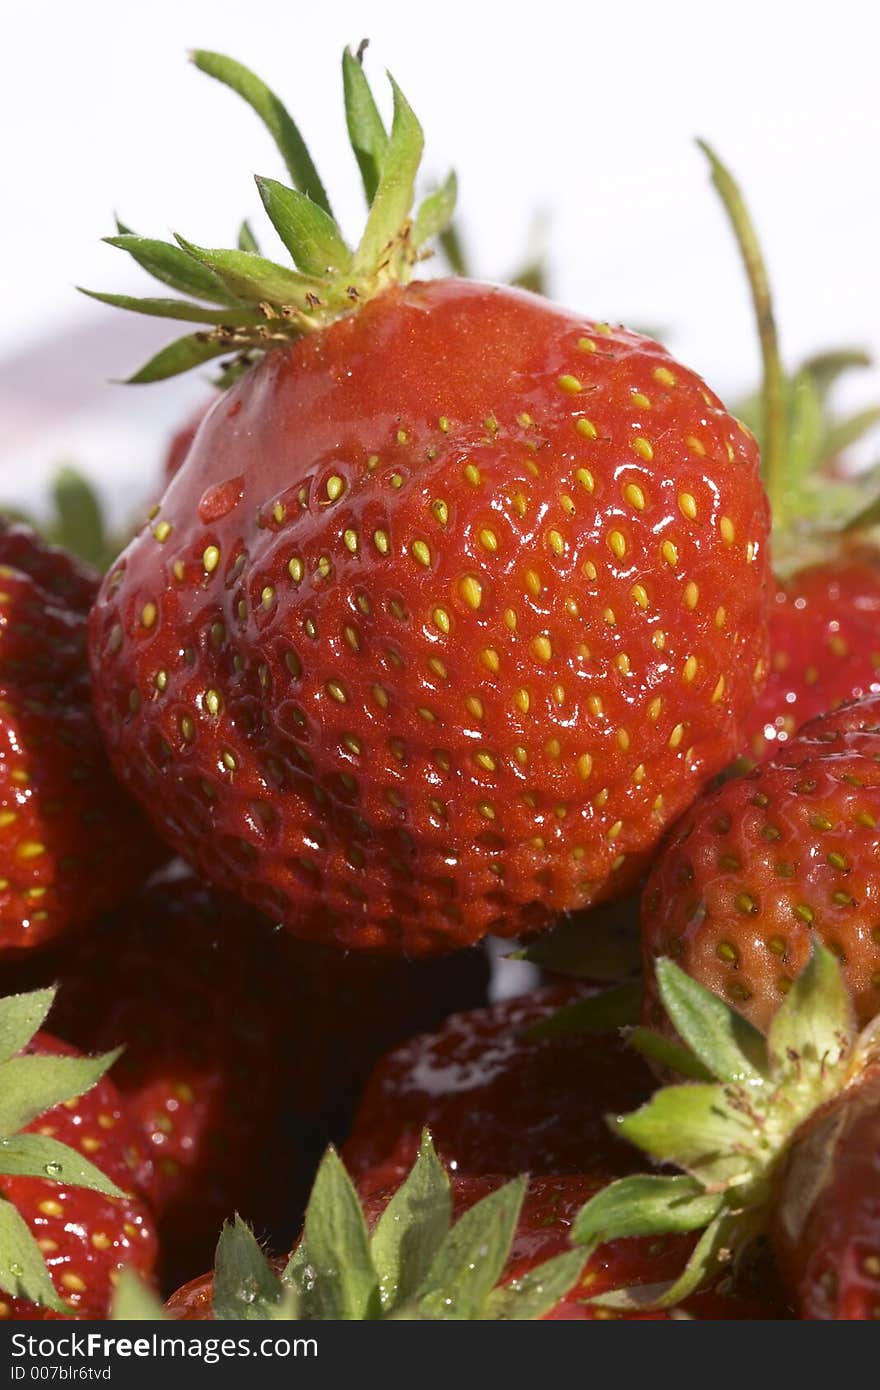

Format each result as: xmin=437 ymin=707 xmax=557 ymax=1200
xmin=1 ymin=0 xmax=878 ymax=525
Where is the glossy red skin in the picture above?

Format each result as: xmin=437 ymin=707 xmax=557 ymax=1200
xmin=344 ymin=983 xmax=659 ymax=1188
xmin=89 ymin=279 xmax=771 ymax=955
xmin=164 ymin=1175 xmax=786 ymax=1321
xmin=642 ymin=694 xmax=880 ymax=1034
xmin=0 ymin=521 xmax=164 ymax=953
xmin=7 ymin=868 xmax=488 ymax=1289
xmin=1 ymin=1033 xmax=157 ymax=1320
xmin=773 ymin=1069 xmax=880 ymax=1320
xmin=744 ymin=545 xmax=880 ymax=763
xmin=162 ymin=402 xmax=214 ymax=486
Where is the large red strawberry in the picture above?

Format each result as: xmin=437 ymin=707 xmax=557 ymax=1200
xmin=699 ymin=146 xmax=880 ymax=765
xmin=162 ymin=404 xmax=213 ymax=487
xmin=572 ymin=942 xmax=880 ymax=1320
xmin=0 ymin=991 xmax=158 ymax=1319
xmin=344 ymin=983 xmax=656 ymax=1189
xmin=7 ymin=867 xmax=488 ymax=1290
xmin=641 ymin=693 xmax=880 ymax=1032
xmin=84 ymin=50 xmax=771 ymax=956
xmin=0 ymin=519 xmax=164 ymax=953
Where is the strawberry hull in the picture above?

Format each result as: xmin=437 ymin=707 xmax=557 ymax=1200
xmin=89 ymin=278 xmax=771 ymax=956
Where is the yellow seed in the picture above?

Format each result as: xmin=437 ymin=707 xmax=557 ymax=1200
xmin=152 ymin=520 xmax=172 ymax=543
xmin=514 ymin=746 xmax=528 ymax=765
xmin=412 ymin=540 xmax=431 ymax=567
xmin=261 ymin=585 xmax=275 ymax=609
xmin=616 ymin=653 xmax=631 ymax=675
xmin=624 ymin=483 xmax=646 ymax=510
xmin=617 ymin=728 xmax=630 ymax=750
xmin=558 ymin=374 xmax=582 ymax=394
xmin=607 ymin=530 xmax=627 ymax=560
xmin=711 ymin=675 xmax=726 ymax=703
xmin=715 ymin=606 xmax=727 ymax=629
xmin=397 ymin=429 xmax=408 ymax=445
xmin=17 ymin=842 xmax=45 ymax=861
xmin=547 ymin=529 xmax=565 ymax=556
xmin=478 ymin=802 xmax=496 ymax=820
xmin=525 ymin=569 xmax=543 ymax=596
xmin=464 ymin=463 xmax=481 ymax=486
xmin=683 ymin=656 xmax=698 ymax=683
xmin=531 ymin=635 xmax=552 ymax=663
xmin=719 ymin=516 xmax=735 ymax=545
xmin=61 ymin=1274 xmax=87 ymax=1293
xmin=515 ymin=689 xmax=531 ymax=713
xmin=39 ymin=1200 xmax=63 ymax=1218
xmin=344 ymin=529 xmax=359 ymax=553
xmin=653 ymin=366 xmax=676 ymax=387
xmin=577 ymin=753 xmax=593 ymax=779
xmin=205 ymin=689 xmax=222 ymax=716
xmin=172 ymin=560 xmax=185 ymax=581
xmin=684 ymin=581 xmax=699 ymax=610
xmin=669 ymin=722 xmax=685 ymax=748
xmin=648 ymin=696 xmax=662 ymax=721
xmin=653 ymin=630 xmax=667 ymax=650
xmin=545 ymin=737 xmax=561 ymax=758
xmin=631 ymin=391 xmax=651 ymax=409
xmin=288 ymin=556 xmax=304 ymax=582
xmin=587 ymin=694 xmax=603 ymax=716
xmin=466 ymin=696 xmax=484 ymax=720
xmin=603 ymin=607 xmax=616 ymax=626
xmin=438 ymin=416 xmax=450 ymax=432
xmin=202 ymin=545 xmax=220 ymax=573
xmin=577 ymin=336 xmax=597 ymax=353
xmin=608 ymin=820 xmax=624 ymax=841
xmin=504 ymin=607 xmax=518 ymax=630
xmin=459 ymin=576 xmax=483 ymax=610
xmin=686 ymin=435 xmax=706 ymax=457
xmin=678 ymin=492 xmax=698 ymax=520
xmin=433 ymin=499 xmax=449 ymax=526
xmin=560 ymin=494 xmax=576 ymax=517
xmin=0 ymin=812 xmax=15 ymax=828
xmin=633 ymin=437 xmax=654 ymax=461
xmin=373 ymin=530 xmax=390 ymax=555
xmin=475 ymin=751 xmax=497 ymax=772
xmin=481 ymin=648 xmax=500 ymax=674
xmin=326 ymin=475 xmax=345 ymax=501
xmin=631 ymin=583 xmax=649 ymax=609
xmin=575 ymin=418 xmax=598 ymax=441
xmin=373 ymin=685 xmax=389 ymax=709
xmin=661 ymin=539 xmax=679 ymax=567
xmin=479 ymin=528 xmax=498 ymax=553
xmin=582 ymin=559 xmax=598 ymax=580
xmin=433 ymin=607 xmax=451 ymax=634
xmin=632 ymin=763 xmax=646 ymax=785
xmin=327 ymin=681 xmax=347 ymax=704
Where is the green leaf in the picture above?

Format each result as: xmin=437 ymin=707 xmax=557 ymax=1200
xmin=655 ymin=958 xmax=768 ymax=1083
xmin=823 ymin=405 xmax=880 ymax=461
xmin=414 ymin=1176 xmax=525 ymax=1319
xmin=843 ymin=482 xmax=880 ymax=533
xmin=191 ymin=51 xmax=332 ymax=216
xmin=104 ymin=234 xmax=239 ymax=304
xmin=255 ymin=177 xmax=351 ymax=278
xmin=800 ymin=347 xmax=872 ymax=397
xmin=238 ymin=220 xmax=260 ymax=255
xmin=412 ymin=171 xmax=457 ymax=249
xmin=0 ymin=1198 xmax=66 ymax=1313
xmin=613 ymin=1084 xmax=757 ymax=1188
xmin=625 ymin=1026 xmax=714 ymax=1082
xmin=0 ymin=1134 xmax=124 ymax=1197
xmin=342 ymin=45 xmax=389 ymax=204
xmin=0 ymin=989 xmax=55 ymax=1065
xmin=172 ymin=237 xmax=326 ymax=308
xmin=80 ymin=288 xmax=265 ymax=327
xmin=49 ymin=469 xmax=106 ymax=572
xmin=527 ymin=982 xmax=642 ymax=1040
xmin=370 ymin=1131 xmax=451 ymax=1311
xmin=590 ymin=1211 xmax=734 ymax=1312
xmin=767 ymin=942 xmax=855 ymax=1082
xmin=212 ymin=1216 xmax=293 ymax=1320
xmin=0 ymin=1049 xmax=121 ymax=1135
xmin=516 ymin=908 xmax=641 ymax=981
xmin=438 ymin=223 xmax=468 ymax=277
xmin=571 ymin=1174 xmax=721 ymax=1248
xmin=111 ymin=1269 xmax=168 ymax=1320
xmin=300 ymin=1148 xmax=380 ymax=1320
xmin=353 ymin=76 xmax=423 ymax=275
xmin=126 ymin=334 xmax=235 ymax=386
xmin=483 ymin=1249 xmax=587 ymax=1320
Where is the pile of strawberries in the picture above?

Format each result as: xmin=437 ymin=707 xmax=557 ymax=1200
xmin=2 ymin=46 xmax=879 ymax=1323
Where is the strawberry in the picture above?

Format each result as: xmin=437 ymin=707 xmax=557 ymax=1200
xmin=0 ymin=989 xmax=158 ymax=1319
xmin=159 ymin=1139 xmax=784 ymax=1321
xmin=344 ymin=983 xmax=657 ymax=1189
xmin=641 ymin=693 xmax=880 ymax=1033
xmin=572 ymin=943 xmax=880 ymax=1319
xmin=699 ymin=146 xmax=880 ymax=765
xmin=83 ymin=50 xmax=771 ymax=955
xmin=0 ymin=519 xmax=164 ymax=953
xmin=162 ymin=404 xmax=213 ymax=487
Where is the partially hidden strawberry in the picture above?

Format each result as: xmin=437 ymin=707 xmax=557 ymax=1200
xmin=84 ymin=51 xmax=771 ymax=955
xmin=0 ymin=519 xmax=165 ymax=953
xmin=0 ymin=989 xmax=158 ymax=1320
xmin=641 ymin=693 xmax=880 ymax=1032
xmin=700 ymin=146 xmax=880 ymax=765
xmin=158 ymin=1137 xmax=784 ymax=1321
xmin=573 ymin=943 xmax=880 ymax=1319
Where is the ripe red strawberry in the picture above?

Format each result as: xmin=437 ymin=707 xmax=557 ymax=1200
xmin=6 ymin=866 xmax=488 ymax=1289
xmin=84 ymin=52 xmax=771 ymax=955
xmin=572 ymin=943 xmax=880 ymax=1319
xmin=0 ymin=519 xmax=165 ymax=954
xmin=344 ymin=983 xmax=657 ymax=1189
xmin=641 ymin=693 xmax=880 ymax=1033
xmin=0 ymin=994 xmax=158 ymax=1320
xmin=699 ymin=146 xmax=880 ymax=765
xmin=162 ymin=403 xmax=213 ymax=487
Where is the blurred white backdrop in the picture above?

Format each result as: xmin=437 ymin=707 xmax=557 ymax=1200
xmin=1 ymin=0 xmax=878 ymax=524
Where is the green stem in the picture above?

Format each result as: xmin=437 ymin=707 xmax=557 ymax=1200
xmin=698 ymin=141 xmax=788 ymax=524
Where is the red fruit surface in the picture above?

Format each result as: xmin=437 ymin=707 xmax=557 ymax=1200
xmin=344 ymin=983 xmax=657 ymax=1188
xmin=89 ymin=279 xmax=771 ymax=955
xmin=773 ymin=1069 xmax=880 ymax=1320
xmin=1 ymin=1033 xmax=157 ymax=1320
xmin=162 ymin=403 xmax=213 ymax=486
xmin=744 ymin=545 xmax=880 ymax=763
xmin=9 ymin=868 xmax=487 ymax=1288
xmin=642 ymin=693 xmax=880 ymax=1032
xmin=0 ymin=520 xmax=164 ymax=953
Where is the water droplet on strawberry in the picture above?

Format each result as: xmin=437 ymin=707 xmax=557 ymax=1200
xmin=199 ymin=477 xmax=245 ymax=523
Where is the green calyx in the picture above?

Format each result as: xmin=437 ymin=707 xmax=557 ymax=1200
xmin=116 ymin=1132 xmax=587 ymax=1322
xmin=701 ymin=142 xmax=880 ymax=570
xmin=570 ymin=943 xmax=870 ymax=1310
xmin=2 ymin=470 xmax=121 ymax=573
xmin=0 ymin=988 xmax=125 ymax=1314
xmin=80 ymin=46 xmax=457 ymax=386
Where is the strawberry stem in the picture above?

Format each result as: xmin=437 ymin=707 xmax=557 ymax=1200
xmin=698 ymin=141 xmax=788 ymax=526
